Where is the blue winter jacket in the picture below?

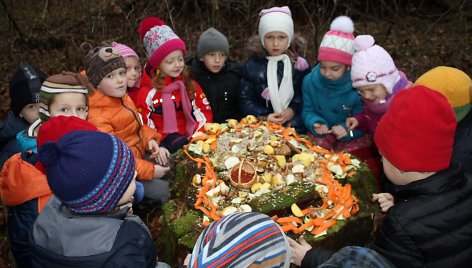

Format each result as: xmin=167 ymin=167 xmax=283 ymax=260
xmin=302 ymin=64 xmax=364 ymax=141
xmin=239 ymin=56 xmax=310 ymax=133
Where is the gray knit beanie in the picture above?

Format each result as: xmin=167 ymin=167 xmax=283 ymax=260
xmin=196 ymin=27 xmax=230 ymax=59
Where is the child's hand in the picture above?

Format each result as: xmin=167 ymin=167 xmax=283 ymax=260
xmin=156 ymin=147 xmax=170 ymax=166
xmin=331 ymin=125 xmax=347 ymax=139
xmin=153 ymin=164 xmax=170 ymax=179
xmin=346 ymin=117 xmax=359 ymax=130
xmin=287 ymin=236 xmax=312 ymax=266
xmin=372 ymin=193 xmax=394 ymax=212
xmin=313 ymin=123 xmax=330 ymax=135
xmin=279 ymin=107 xmax=295 ymax=124
xmin=148 ymin=139 xmax=160 ymax=158
xmin=267 ymin=112 xmax=285 ymax=124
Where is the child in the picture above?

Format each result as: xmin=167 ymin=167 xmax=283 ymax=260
xmin=187 ymin=27 xmax=242 ymax=123
xmin=346 ymin=35 xmax=413 ymax=135
xmin=1 ymin=115 xmax=97 ymax=268
xmin=186 ymin=212 xmax=291 ymax=267
xmin=135 ymin=17 xmax=213 ymax=153
xmin=415 ymin=66 xmax=472 ymax=173
xmin=302 ymin=16 xmax=369 ymax=152
xmin=83 ymin=43 xmax=170 ymax=206
xmin=292 ymin=86 xmax=472 ymax=267
xmin=111 ymin=41 xmax=142 ymax=103
xmin=239 ymin=6 xmax=310 ymax=133
xmin=31 ymin=130 xmax=165 ymax=267
xmin=0 ymin=64 xmax=46 ymax=167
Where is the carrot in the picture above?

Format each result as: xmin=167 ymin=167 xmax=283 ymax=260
xmin=281 ymin=224 xmax=299 ymax=233
xmin=276 ymin=217 xmax=303 ymax=224
xmin=311 ymin=220 xmax=337 ymax=235
xmin=347 ymin=171 xmax=357 ymax=177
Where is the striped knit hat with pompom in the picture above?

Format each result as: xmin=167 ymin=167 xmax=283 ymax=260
xmin=318 ymin=16 xmax=356 ymax=66
xmin=38 ymin=130 xmax=135 ymax=214
xmin=189 ymin=212 xmax=291 ymax=268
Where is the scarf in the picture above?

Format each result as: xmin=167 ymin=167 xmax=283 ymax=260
xmin=266 ymin=54 xmax=294 ymax=113
xmin=161 ymin=80 xmax=196 ymax=138
xmin=309 ymin=64 xmax=353 ymax=96
xmin=189 ymin=212 xmax=291 ymax=268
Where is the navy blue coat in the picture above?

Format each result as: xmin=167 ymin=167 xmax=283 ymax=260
xmin=0 ymin=112 xmax=29 ymax=168
xmin=453 ymin=111 xmax=472 ymax=173
xmin=238 ymin=56 xmax=309 ymax=133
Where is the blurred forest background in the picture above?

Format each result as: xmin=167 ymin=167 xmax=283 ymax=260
xmin=0 ymin=0 xmax=471 ymax=121
xmin=0 ymin=0 xmax=471 ymax=266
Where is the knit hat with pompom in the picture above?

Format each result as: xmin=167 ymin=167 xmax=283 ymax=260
xmin=138 ymin=16 xmax=186 ymax=69
xmin=39 ymin=130 xmax=135 ymax=214
xmin=351 ymin=35 xmax=400 ymax=94
xmin=318 ymin=16 xmax=355 ymax=66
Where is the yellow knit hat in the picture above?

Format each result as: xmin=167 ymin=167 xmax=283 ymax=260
xmin=415 ymin=66 xmax=471 ymax=122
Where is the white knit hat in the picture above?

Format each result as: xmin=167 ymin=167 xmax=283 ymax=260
xmin=351 ymin=35 xmax=400 ymax=94
xmin=258 ymin=6 xmax=294 ymax=49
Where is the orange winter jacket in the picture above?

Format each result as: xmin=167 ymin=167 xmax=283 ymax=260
xmin=0 ymin=152 xmax=52 ymax=212
xmin=87 ymin=90 xmax=161 ymax=180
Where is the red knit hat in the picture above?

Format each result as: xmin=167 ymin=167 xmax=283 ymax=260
xmin=138 ymin=16 xmax=186 ymax=69
xmin=374 ymin=85 xmax=456 ymax=172
xmin=36 ymin=116 xmax=98 ymax=173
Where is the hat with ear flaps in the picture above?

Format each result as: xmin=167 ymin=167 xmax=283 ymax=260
xmin=138 ymin=16 xmax=186 ymax=69
xmin=39 ymin=130 xmax=136 ymax=214
xmin=351 ymin=35 xmax=400 ymax=94
xmin=415 ymin=66 xmax=472 ymax=122
xmin=81 ymin=42 xmax=127 ymax=87
xmin=258 ymin=6 xmax=294 ymax=49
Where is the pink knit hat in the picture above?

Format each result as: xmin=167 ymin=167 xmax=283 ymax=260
xmin=351 ymin=35 xmax=400 ymax=94
xmin=318 ymin=16 xmax=355 ymax=66
xmin=138 ymin=16 xmax=186 ymax=69
xmin=111 ymin=41 xmax=139 ymax=59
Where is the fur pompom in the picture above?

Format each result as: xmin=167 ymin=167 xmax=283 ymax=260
xmin=138 ymin=16 xmax=166 ymax=41
xmin=354 ymin=35 xmax=375 ymax=51
xmin=330 ymin=16 xmax=354 ymax=34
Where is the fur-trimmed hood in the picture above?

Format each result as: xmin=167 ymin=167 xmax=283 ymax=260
xmin=245 ymin=33 xmax=307 ymax=59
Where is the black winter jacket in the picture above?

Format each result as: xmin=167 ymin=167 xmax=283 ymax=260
xmin=238 ymin=56 xmax=309 ymax=133
xmin=373 ymin=162 xmax=472 ymax=267
xmin=0 ymin=112 xmax=28 ymax=168
xmin=301 ymin=162 xmax=472 ymax=268
xmin=187 ymin=57 xmax=242 ymax=123
xmin=453 ymin=110 xmax=472 ymax=173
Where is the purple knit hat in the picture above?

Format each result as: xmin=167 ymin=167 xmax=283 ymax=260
xmin=139 ymin=16 xmax=186 ymax=69
xmin=111 ymin=41 xmax=139 ymax=59
xmin=351 ymin=35 xmax=400 ymax=94
xmin=39 ymin=130 xmax=136 ymax=214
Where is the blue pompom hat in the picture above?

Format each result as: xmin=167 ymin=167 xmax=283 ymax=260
xmin=38 ymin=130 xmax=136 ymax=214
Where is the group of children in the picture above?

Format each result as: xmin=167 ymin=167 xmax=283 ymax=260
xmin=0 ymin=4 xmax=471 ymax=268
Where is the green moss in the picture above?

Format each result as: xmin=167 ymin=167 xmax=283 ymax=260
xmin=170 ymin=210 xmax=201 ymax=238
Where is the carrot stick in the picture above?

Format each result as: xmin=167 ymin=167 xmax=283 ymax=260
xmin=276 ymin=217 xmax=303 ymax=224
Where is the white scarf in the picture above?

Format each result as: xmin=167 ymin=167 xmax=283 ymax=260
xmin=266 ymin=54 xmax=294 ymax=113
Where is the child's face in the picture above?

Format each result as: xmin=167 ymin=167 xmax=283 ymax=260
xmin=159 ymin=50 xmax=185 ymax=78
xmin=125 ymin=57 xmax=141 ymax=88
xmin=381 ymin=156 xmax=410 ymax=185
xmin=319 ymin=61 xmax=348 ymax=81
xmin=97 ymin=67 xmax=127 ymax=98
xmin=357 ymin=84 xmax=388 ymax=102
xmin=200 ymin=51 xmax=227 ymax=74
xmin=49 ymin=93 xmax=88 ymax=120
xmin=19 ymin=103 xmax=40 ymax=124
xmin=263 ymin=32 xmax=289 ymax=56
xmin=118 ymin=172 xmax=137 ymax=205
